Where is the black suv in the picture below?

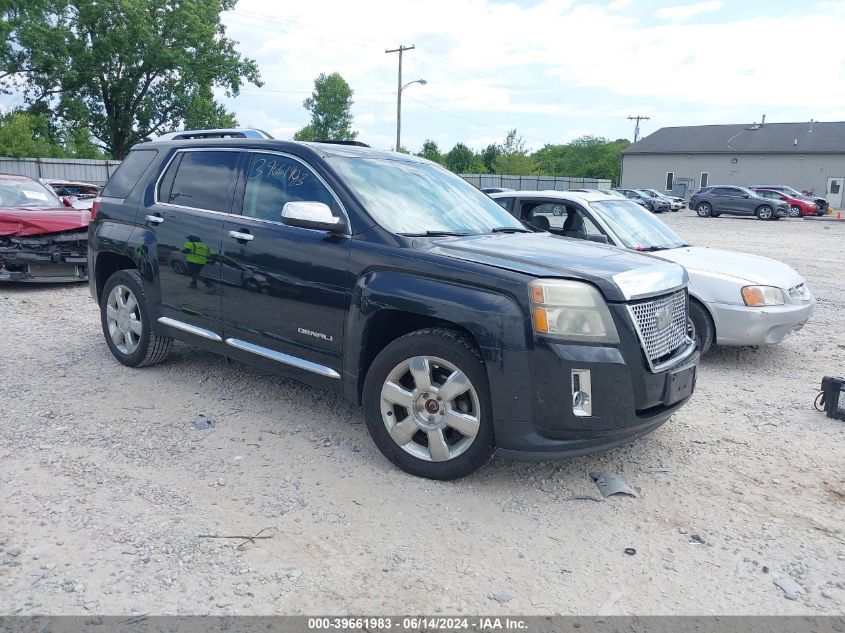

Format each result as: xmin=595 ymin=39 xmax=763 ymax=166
xmin=89 ymin=136 xmax=699 ymax=480
xmin=690 ymin=186 xmax=789 ymax=220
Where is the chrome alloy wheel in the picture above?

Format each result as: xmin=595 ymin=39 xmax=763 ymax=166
xmin=379 ymin=355 xmax=481 ymax=462
xmin=106 ymin=284 xmax=142 ymax=355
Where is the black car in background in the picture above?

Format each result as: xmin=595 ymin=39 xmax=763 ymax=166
xmin=690 ymin=186 xmax=789 ymax=220
xmin=614 ymin=188 xmax=671 ymax=213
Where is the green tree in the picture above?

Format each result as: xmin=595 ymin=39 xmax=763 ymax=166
xmin=184 ymin=88 xmax=239 ymax=131
xmin=533 ymin=136 xmax=630 ymax=183
xmin=493 ymin=129 xmax=537 ymax=175
xmin=443 ymin=142 xmax=475 ymax=173
xmin=0 ymin=112 xmax=61 ymax=157
xmin=1 ymin=0 xmax=261 ymax=158
xmin=481 ymin=143 xmax=501 ymax=174
xmin=295 ymin=72 xmax=357 ymax=141
xmin=417 ymin=139 xmax=443 ymax=164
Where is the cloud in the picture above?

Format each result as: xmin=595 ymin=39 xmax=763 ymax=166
xmin=608 ymin=0 xmax=632 ymax=10
xmin=655 ymin=1 xmax=723 ymax=21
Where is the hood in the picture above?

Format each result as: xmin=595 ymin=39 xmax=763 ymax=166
xmin=654 ymin=246 xmax=803 ymax=289
xmin=422 ymin=232 xmax=686 ymax=302
xmin=0 ymin=207 xmax=91 ymax=237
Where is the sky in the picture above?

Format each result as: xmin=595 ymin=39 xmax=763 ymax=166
xmin=7 ymin=0 xmax=845 ymax=153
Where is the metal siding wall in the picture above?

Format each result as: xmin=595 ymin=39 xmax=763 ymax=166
xmin=0 ymin=157 xmax=121 ymax=186
xmin=621 ymin=153 xmax=845 ymax=196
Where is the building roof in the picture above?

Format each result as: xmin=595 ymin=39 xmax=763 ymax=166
xmin=623 ymin=121 xmax=845 ymax=155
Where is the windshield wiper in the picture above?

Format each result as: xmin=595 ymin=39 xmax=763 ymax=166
xmin=398 ymin=230 xmax=472 ymax=237
xmin=490 ymin=226 xmax=531 ymax=233
xmin=637 ymin=245 xmax=668 ymax=252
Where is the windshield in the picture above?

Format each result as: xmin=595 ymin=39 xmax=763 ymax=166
xmin=590 ymin=199 xmax=688 ymax=251
xmin=328 ymin=156 xmax=525 ymax=235
xmin=0 ymin=178 xmax=62 ymax=208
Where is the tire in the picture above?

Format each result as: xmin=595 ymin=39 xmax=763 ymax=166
xmin=756 ymin=205 xmax=774 ymax=220
xmin=688 ymin=300 xmax=715 ymax=355
xmin=100 ymin=269 xmax=171 ymax=368
xmin=696 ymin=202 xmax=712 ymax=217
xmin=789 ymin=205 xmax=802 ymax=218
xmin=171 ymin=259 xmax=187 ymax=275
xmin=362 ymin=328 xmax=495 ymax=480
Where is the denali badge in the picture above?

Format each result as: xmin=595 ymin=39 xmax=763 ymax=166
xmin=655 ymin=305 xmax=672 ymax=331
xmin=298 ymin=327 xmax=333 ymax=342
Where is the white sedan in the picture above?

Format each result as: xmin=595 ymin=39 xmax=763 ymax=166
xmin=491 ymin=190 xmax=815 ymax=354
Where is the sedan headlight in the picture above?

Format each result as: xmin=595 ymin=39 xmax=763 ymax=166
xmin=530 ymin=279 xmax=619 ymax=343
xmin=741 ymin=285 xmax=784 ymax=306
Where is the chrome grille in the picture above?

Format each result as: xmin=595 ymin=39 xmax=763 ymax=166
xmin=627 ymin=290 xmax=688 ymax=369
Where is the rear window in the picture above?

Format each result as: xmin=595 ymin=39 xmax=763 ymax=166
xmin=102 ymin=150 xmax=157 ymax=198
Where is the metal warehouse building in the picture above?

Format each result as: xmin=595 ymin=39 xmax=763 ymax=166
xmin=620 ymin=120 xmax=845 ymax=208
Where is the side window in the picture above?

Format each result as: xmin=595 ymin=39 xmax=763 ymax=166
xmin=102 ymin=149 xmax=157 ymax=198
xmin=710 ymin=187 xmax=729 ymax=196
xmin=242 ymin=153 xmax=336 ymax=222
xmin=494 ymin=197 xmax=513 ymax=212
xmin=524 ymin=202 xmax=568 ymax=228
xmin=578 ymin=210 xmax=604 ymax=237
xmin=160 ymin=151 xmax=240 ymax=213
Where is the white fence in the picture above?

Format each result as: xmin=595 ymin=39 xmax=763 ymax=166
xmin=0 ymin=157 xmax=121 ymax=186
xmin=460 ymin=174 xmax=613 ymax=191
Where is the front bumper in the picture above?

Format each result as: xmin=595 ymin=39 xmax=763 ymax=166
xmin=491 ymin=336 xmax=699 ymax=459
xmin=0 ymin=230 xmax=88 ymax=283
xmin=710 ymin=296 xmax=815 ymax=345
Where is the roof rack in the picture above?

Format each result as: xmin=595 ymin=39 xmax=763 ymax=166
xmin=154 ymin=128 xmax=274 ymax=141
xmin=311 ymin=140 xmax=370 ymax=147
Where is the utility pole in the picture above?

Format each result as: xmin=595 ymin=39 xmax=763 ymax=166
xmin=628 ymin=115 xmax=650 ymax=143
xmin=386 ymin=44 xmax=415 ymax=151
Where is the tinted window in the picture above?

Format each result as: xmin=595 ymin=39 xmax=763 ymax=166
xmin=161 ymin=151 xmax=239 ymax=212
xmin=493 ymin=197 xmax=513 ymax=212
xmin=102 ymin=149 xmax=157 ymax=198
xmin=242 ymin=153 xmax=336 ymax=222
xmin=710 ymin=187 xmax=734 ymax=196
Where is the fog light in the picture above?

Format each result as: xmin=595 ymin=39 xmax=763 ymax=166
xmin=572 ymin=369 xmax=592 ymax=417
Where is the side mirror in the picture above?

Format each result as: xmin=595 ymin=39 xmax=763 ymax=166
xmin=281 ymin=201 xmax=346 ymax=233
xmin=743 ymin=193 xmax=750 ymax=198
xmin=586 ymin=234 xmax=609 ymax=244
xmin=62 ymin=197 xmax=73 ymax=208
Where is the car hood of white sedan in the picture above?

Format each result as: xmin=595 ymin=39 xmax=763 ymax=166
xmin=653 ymin=246 xmax=804 ymax=289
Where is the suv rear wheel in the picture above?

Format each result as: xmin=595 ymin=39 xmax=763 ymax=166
xmin=696 ymin=202 xmax=712 ymax=217
xmin=100 ymin=269 xmax=171 ymax=367
xmin=363 ymin=328 xmax=494 ymax=480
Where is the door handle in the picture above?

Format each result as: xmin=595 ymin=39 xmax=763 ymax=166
xmin=145 ymin=214 xmax=164 ymax=225
xmin=228 ymin=230 xmax=254 ymax=242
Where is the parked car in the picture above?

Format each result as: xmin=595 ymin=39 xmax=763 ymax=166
xmin=690 ymin=185 xmax=789 ymax=220
xmin=480 ymin=187 xmax=514 ymax=194
xmin=0 ymin=174 xmax=89 ymax=282
xmin=90 ymin=135 xmax=698 ymax=480
xmin=639 ymin=188 xmax=684 ymax=211
xmin=491 ymin=190 xmax=815 ymax=354
xmin=43 ymin=179 xmax=100 ymax=210
xmin=599 ymin=189 xmax=628 ymax=199
xmin=750 ymin=188 xmax=818 ymax=218
xmin=614 ymin=188 xmax=671 ymax=212
xmin=751 ymin=185 xmax=829 ymax=215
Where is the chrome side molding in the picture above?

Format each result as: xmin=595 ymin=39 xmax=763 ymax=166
xmin=157 ymin=317 xmax=222 ymax=341
xmin=224 ymin=337 xmax=341 ymax=379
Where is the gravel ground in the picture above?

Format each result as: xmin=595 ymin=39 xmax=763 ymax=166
xmin=0 ymin=211 xmax=843 ymax=616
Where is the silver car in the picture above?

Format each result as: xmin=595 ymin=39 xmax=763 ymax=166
xmin=491 ymin=190 xmax=815 ymax=353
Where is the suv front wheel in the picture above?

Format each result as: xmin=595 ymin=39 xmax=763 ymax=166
xmin=100 ymin=269 xmax=171 ymax=368
xmin=363 ymin=328 xmax=495 ymax=480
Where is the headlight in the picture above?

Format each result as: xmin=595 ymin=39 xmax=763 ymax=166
xmin=530 ymin=279 xmax=619 ymax=343
xmin=741 ymin=285 xmax=784 ymax=306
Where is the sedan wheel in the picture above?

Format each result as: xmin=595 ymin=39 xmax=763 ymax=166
xmin=106 ymin=284 xmax=143 ymax=355
xmin=789 ymin=205 xmax=802 ymax=218
xmin=696 ymin=202 xmax=712 ymax=217
xmin=379 ymin=355 xmax=481 ymax=463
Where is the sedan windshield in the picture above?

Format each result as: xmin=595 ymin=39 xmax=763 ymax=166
xmin=328 ymin=157 xmax=526 ymax=235
xmin=590 ymin=200 xmax=688 ymax=251
xmin=0 ymin=178 xmax=62 ymax=208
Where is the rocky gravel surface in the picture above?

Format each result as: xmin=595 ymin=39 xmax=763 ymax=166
xmin=0 ymin=211 xmax=843 ymax=616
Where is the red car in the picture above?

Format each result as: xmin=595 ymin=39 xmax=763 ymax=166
xmin=0 ymin=173 xmax=90 ymax=282
xmin=751 ymin=188 xmax=818 ymax=218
